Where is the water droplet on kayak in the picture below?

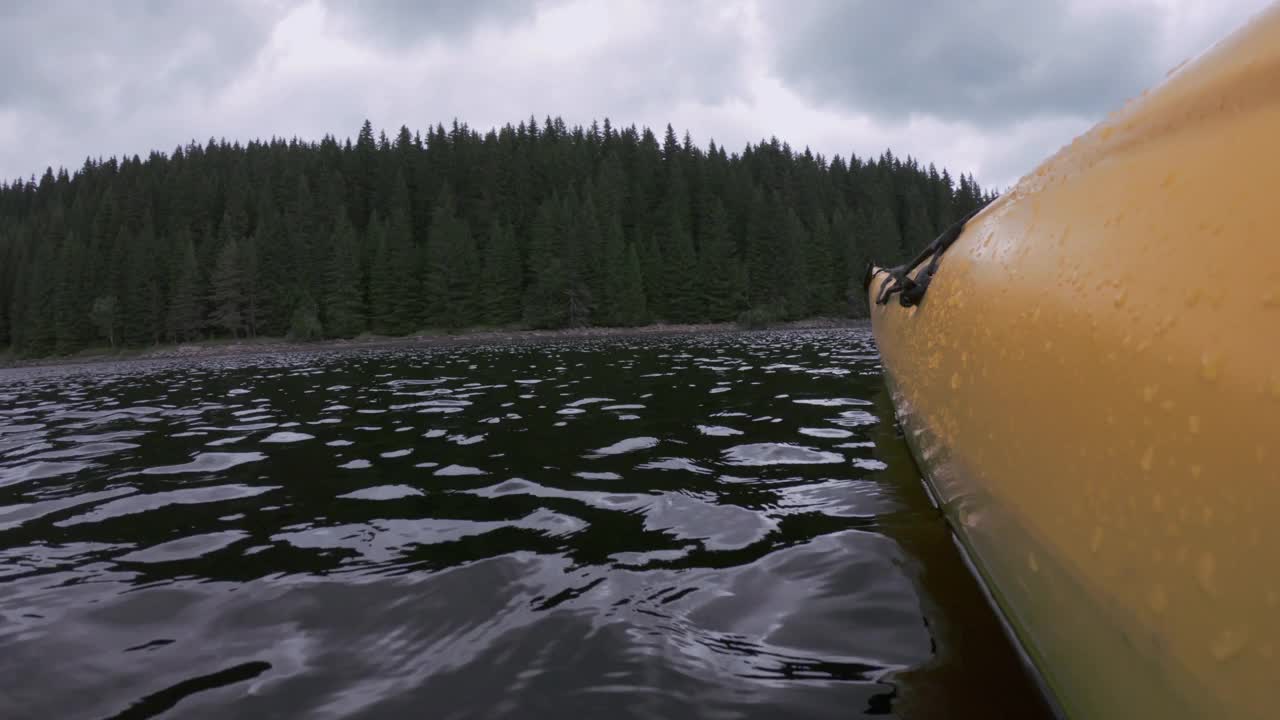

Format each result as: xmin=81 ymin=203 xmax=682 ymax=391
xmin=1197 ymin=552 xmax=1217 ymax=595
xmin=1188 ymin=415 xmax=1201 ymax=434
xmin=1027 ymin=551 xmax=1038 ymax=573
xmin=1211 ymin=629 xmax=1248 ymax=662
xmin=949 ymin=372 xmax=961 ymax=390
xmin=1090 ymin=526 xmax=1104 ymax=553
xmin=1147 ymin=585 xmax=1168 ymax=613
xmin=1190 ymin=464 xmax=1203 ymax=479
xmin=1200 ymin=352 xmax=1221 ymax=382
xmin=1140 ymin=446 xmax=1155 ymax=472
xmin=1114 ymin=289 xmax=1128 ymax=308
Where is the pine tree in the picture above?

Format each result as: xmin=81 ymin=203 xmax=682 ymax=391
xmin=781 ymin=209 xmax=809 ymax=319
xmin=599 ymin=216 xmax=628 ymax=325
xmin=121 ymin=219 xmax=161 ymax=346
xmin=54 ymin=232 xmax=90 ymax=352
xmin=323 ymin=210 xmax=365 ymax=338
xmin=367 ymin=212 xmax=405 ymax=334
xmin=933 ymin=169 xmax=957 ymax=235
xmin=0 ymin=231 xmax=12 ymax=350
xmin=386 ymin=206 xmax=418 ymax=332
xmin=254 ymin=200 xmax=293 ymax=338
xmin=210 ymin=236 xmax=245 ymax=337
xmin=352 ymin=119 xmax=377 ymax=230
xmin=860 ymin=198 xmax=904 ymax=267
xmin=745 ymin=191 xmax=783 ymax=312
xmin=523 ymin=194 xmax=568 ymax=328
xmin=442 ymin=216 xmax=478 ymax=329
xmin=89 ymin=295 xmax=118 ymax=349
xmin=0 ymin=116 xmax=988 ymax=356
xmin=15 ymin=239 xmax=57 ymax=356
xmin=564 ymin=190 xmax=601 ymax=327
xmin=696 ymin=198 xmax=742 ymax=321
xmin=831 ymin=209 xmax=867 ymax=317
xmin=422 ymin=187 xmax=477 ymax=329
xmin=479 ymin=220 xmax=522 ymax=325
xmin=288 ymin=292 xmax=323 ymax=340
xmin=655 ymin=166 xmax=698 ymax=321
xmin=804 ymin=211 xmax=836 ymax=316
xmin=239 ymin=231 xmax=262 ymax=337
xmin=637 ymin=232 xmax=665 ymax=320
xmin=166 ymin=230 xmax=202 ymax=342
xmin=617 ymin=243 xmax=647 ymax=326
xmin=662 ymin=213 xmax=698 ymax=322
xmin=901 ymin=184 xmax=935 ymax=256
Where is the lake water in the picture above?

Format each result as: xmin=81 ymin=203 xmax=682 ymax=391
xmin=0 ymin=328 xmax=1053 ymax=719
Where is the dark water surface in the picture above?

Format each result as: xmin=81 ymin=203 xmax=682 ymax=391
xmin=0 ymin=329 xmax=1052 ymax=719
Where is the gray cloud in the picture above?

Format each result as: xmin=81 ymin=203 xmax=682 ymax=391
xmin=0 ymin=0 xmax=1267 ymax=188
xmin=765 ymin=0 xmax=1165 ymax=127
xmin=319 ymin=0 xmax=543 ymax=48
xmin=0 ymin=1 xmax=283 ymax=120
xmin=0 ymin=0 xmax=292 ymax=179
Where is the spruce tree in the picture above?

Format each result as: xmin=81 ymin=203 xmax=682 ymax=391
xmin=696 ymin=198 xmax=742 ymax=321
xmin=121 ymin=219 xmax=161 ymax=346
xmin=442 ymin=216 xmax=478 ymax=329
xmin=479 ymin=220 xmax=521 ymax=325
xmin=422 ymin=187 xmax=476 ymax=329
xmin=599 ymin=216 xmax=628 ymax=325
xmin=54 ymin=232 xmax=89 ymax=353
xmin=210 ymin=236 xmax=245 ymax=337
xmin=901 ymin=184 xmax=935 ymax=256
xmin=804 ymin=211 xmax=836 ymax=316
xmin=654 ymin=166 xmax=698 ymax=321
xmin=288 ymin=292 xmax=323 ymax=340
xmin=367 ymin=213 xmax=400 ymax=333
xmin=523 ymin=194 xmax=568 ymax=328
xmin=745 ymin=192 xmax=783 ymax=312
xmin=637 ymin=232 xmax=665 ymax=320
xmin=254 ymin=202 xmax=292 ymax=338
xmin=323 ymin=211 xmax=365 ymax=338
xmin=89 ymin=295 xmax=119 ymax=349
xmin=0 ymin=116 xmax=988 ymax=356
xmin=564 ymin=190 xmax=600 ymax=327
xmin=617 ymin=243 xmax=647 ymax=326
xmin=386 ymin=206 xmax=417 ymax=332
xmin=781 ymin=209 xmax=809 ymax=319
xmin=166 ymin=231 xmax=202 ymax=342
xmin=240 ymin=231 xmax=262 ymax=337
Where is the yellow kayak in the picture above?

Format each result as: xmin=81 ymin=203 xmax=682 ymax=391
xmin=867 ymin=5 xmax=1280 ymax=719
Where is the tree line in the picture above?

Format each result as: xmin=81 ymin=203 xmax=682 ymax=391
xmin=0 ymin=117 xmax=994 ymax=357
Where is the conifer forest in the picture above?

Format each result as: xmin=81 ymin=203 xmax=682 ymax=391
xmin=0 ymin=118 xmax=993 ymax=357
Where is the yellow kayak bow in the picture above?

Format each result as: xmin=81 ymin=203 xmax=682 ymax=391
xmin=868 ymin=5 xmax=1280 ymax=718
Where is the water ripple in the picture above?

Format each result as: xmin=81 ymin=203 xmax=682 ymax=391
xmin=0 ymin=328 xmax=1052 ymax=719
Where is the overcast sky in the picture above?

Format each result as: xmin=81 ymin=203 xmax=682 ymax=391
xmin=0 ymin=0 xmax=1271 ymax=189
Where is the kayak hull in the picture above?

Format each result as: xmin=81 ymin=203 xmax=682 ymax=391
xmin=869 ymin=5 xmax=1280 ymax=717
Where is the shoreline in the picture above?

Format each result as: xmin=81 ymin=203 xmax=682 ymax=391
xmin=0 ymin=317 xmax=868 ymax=371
